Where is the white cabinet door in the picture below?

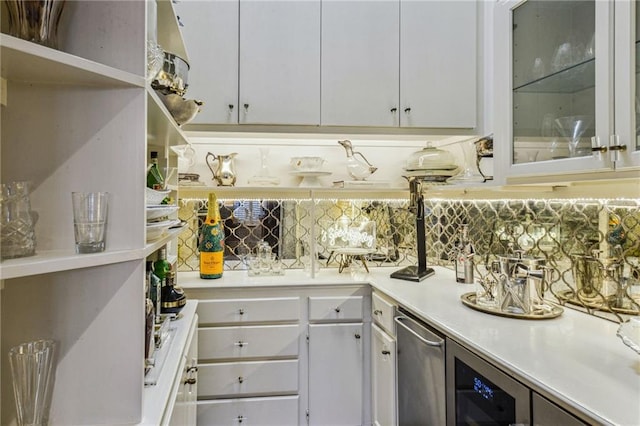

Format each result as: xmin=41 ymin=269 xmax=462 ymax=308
xmin=400 ymin=0 xmax=476 ymax=128
xmin=178 ymin=0 xmax=239 ymax=124
xmin=308 ymin=323 xmax=364 ymax=426
xmin=321 ymin=0 xmax=400 ymax=127
xmin=372 ymin=324 xmax=397 ymax=426
xmin=239 ymin=0 xmax=320 ymax=125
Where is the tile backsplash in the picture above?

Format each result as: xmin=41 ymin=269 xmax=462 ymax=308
xmin=178 ymin=195 xmax=640 ymax=322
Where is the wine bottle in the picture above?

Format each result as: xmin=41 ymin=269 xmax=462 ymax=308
xmin=153 ymin=246 xmax=172 ymax=281
xmin=147 ymin=151 xmax=164 ymax=190
xmin=199 ymin=192 xmax=225 ymax=279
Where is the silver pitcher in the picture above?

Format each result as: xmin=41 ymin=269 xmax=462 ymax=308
xmin=206 ymin=152 xmax=238 ymax=186
xmin=495 ymin=252 xmax=550 ymax=314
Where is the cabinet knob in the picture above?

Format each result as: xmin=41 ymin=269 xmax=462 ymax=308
xmin=228 ymin=104 xmax=234 ymax=111
xmin=334 ymin=307 xmax=341 ymax=313
xmin=187 ymin=366 xmax=198 ymax=373
xmin=373 ymin=309 xmax=382 ymax=316
xmin=354 ymin=333 xmax=361 ymax=339
xmin=404 ymin=107 xmax=411 ymax=114
xmin=237 ymin=415 xmax=246 ymax=423
xmin=381 ymin=350 xmax=391 ymax=355
xmin=184 ymin=377 xmax=196 ymax=385
xmin=238 ymin=308 xmax=245 ymax=315
xmin=243 ymin=103 xmax=250 ymax=111
xmin=390 ymin=107 xmax=397 ymax=114
xmin=238 ymin=376 xmax=244 ymax=383
xmin=234 ymin=341 xmax=248 ymax=348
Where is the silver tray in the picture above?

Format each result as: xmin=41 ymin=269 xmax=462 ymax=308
xmin=461 ymin=292 xmax=564 ymax=320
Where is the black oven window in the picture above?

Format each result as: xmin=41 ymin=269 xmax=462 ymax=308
xmin=455 ymin=358 xmax=516 ymax=425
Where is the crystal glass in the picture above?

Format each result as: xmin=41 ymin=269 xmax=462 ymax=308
xmin=554 ymin=115 xmax=593 ymax=158
xmin=9 ymin=340 xmax=57 ymax=426
xmin=71 ymin=192 xmax=109 ymax=253
xmin=249 ymin=148 xmax=280 ymax=186
xmin=1 ymin=181 xmax=38 ymax=259
xmin=447 ymin=139 xmax=485 ymax=184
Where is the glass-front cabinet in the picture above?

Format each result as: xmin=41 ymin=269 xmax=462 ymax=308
xmin=495 ymin=0 xmax=639 ymax=181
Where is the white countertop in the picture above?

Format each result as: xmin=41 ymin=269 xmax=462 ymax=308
xmin=179 ymin=267 xmax=640 ymax=426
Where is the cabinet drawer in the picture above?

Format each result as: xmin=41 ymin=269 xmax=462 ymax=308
xmin=372 ymin=292 xmax=396 ymax=336
xmin=308 ymin=296 xmax=363 ymax=321
xmin=197 ymin=395 xmax=299 ymax=425
xmin=197 ymin=297 xmax=300 ymax=324
xmin=198 ymin=359 xmax=298 ymax=398
xmin=199 ymin=325 xmax=300 ymax=360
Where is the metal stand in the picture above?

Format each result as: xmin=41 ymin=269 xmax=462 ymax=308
xmin=391 ymin=178 xmax=435 ymax=282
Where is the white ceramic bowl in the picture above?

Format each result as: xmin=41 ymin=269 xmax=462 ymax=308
xmin=146 ymin=221 xmax=170 ymax=242
xmin=146 ymin=188 xmax=171 ymax=205
xmin=146 ymin=205 xmax=178 ymax=221
xmin=290 ymin=156 xmax=326 ymax=171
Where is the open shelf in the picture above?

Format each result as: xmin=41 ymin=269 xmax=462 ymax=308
xmin=147 ymin=88 xmax=189 ymax=148
xmin=156 ymin=0 xmax=189 ymax=61
xmin=0 ymin=34 xmax=144 ymax=87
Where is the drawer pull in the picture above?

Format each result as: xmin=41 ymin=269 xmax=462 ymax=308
xmin=184 ymin=377 xmax=196 ymax=385
xmin=186 ymin=366 xmax=198 ymax=373
xmin=355 ymin=333 xmax=361 ymax=339
xmin=381 ymin=350 xmax=391 ymax=355
xmin=234 ymin=341 xmax=248 ymax=348
xmin=335 ymin=307 xmax=341 ymax=313
xmin=373 ymin=309 xmax=382 ymax=316
xmin=238 ymin=308 xmax=245 ymax=315
xmin=237 ymin=415 xmax=247 ymax=423
xmin=238 ymin=376 xmax=244 ymax=384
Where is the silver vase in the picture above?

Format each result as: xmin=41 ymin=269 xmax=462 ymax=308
xmin=5 ymin=0 xmax=66 ymax=49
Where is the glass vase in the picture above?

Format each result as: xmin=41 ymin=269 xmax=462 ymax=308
xmin=9 ymin=339 xmax=57 ymax=426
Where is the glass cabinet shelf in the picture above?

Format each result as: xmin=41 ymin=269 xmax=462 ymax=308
xmin=514 ymin=58 xmax=595 ymax=94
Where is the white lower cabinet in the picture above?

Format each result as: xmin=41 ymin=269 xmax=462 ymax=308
xmin=372 ymin=323 xmax=397 ymax=426
xmin=184 ymin=285 xmax=370 ymax=425
xmin=197 ymin=396 xmax=299 ymax=426
xmin=308 ymin=323 xmax=365 ymax=426
xmin=168 ymin=318 xmax=199 ymax=426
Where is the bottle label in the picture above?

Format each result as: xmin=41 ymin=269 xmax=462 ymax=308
xmin=200 ymin=251 xmax=224 ymax=278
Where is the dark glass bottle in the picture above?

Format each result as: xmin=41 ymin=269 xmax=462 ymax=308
xmin=147 ymin=151 xmax=164 ymax=190
xmin=199 ymin=192 xmax=225 ymax=279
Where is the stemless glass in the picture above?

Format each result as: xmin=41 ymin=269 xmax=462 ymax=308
xmin=9 ymin=339 xmax=57 ymax=426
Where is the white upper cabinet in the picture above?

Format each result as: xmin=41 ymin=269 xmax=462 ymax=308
xmin=178 ymin=0 xmax=320 ymax=126
xmin=400 ymin=0 xmax=477 ymax=128
xmin=321 ymin=1 xmax=400 ymax=127
xmin=176 ymin=0 xmax=239 ymax=125
xmin=613 ymin=0 xmax=640 ymax=169
xmin=494 ymin=0 xmax=639 ymax=182
xmin=239 ymin=0 xmax=320 ymax=125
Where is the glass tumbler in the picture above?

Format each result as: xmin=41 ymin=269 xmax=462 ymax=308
xmin=71 ymin=192 xmax=109 ymax=254
xmin=9 ymin=339 xmax=57 ymax=426
xmin=5 ymin=0 xmax=66 ymax=49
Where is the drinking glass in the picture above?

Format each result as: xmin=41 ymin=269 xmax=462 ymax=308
xmin=9 ymin=339 xmax=57 ymax=426
xmin=1 ymin=181 xmax=38 ymax=259
xmin=71 ymin=192 xmax=109 ymax=253
xmin=5 ymin=0 xmax=66 ymax=49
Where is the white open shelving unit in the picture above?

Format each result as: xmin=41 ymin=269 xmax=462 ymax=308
xmin=0 ymin=1 xmax=188 ymax=424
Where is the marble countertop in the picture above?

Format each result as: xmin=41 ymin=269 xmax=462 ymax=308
xmin=179 ymin=267 xmax=640 ymax=425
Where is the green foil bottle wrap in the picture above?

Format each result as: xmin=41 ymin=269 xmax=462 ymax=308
xmin=199 ymin=193 xmax=225 ymax=279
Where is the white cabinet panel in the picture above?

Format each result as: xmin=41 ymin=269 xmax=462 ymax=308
xmin=197 ymin=297 xmax=300 ymax=325
xmin=400 ymin=0 xmax=477 ymax=128
xmin=308 ymin=323 xmax=364 ymax=426
xmin=308 ymin=296 xmax=364 ymax=321
xmin=177 ymin=0 xmax=239 ymax=124
xmin=321 ymin=0 xmax=400 ymax=127
xmin=372 ymin=323 xmax=397 ymax=426
xmin=372 ymin=291 xmax=396 ymax=336
xmin=197 ymin=395 xmax=299 ymax=426
xmin=198 ymin=325 xmax=299 ymax=360
xmin=198 ymin=359 xmax=298 ymax=398
xmin=239 ymin=0 xmax=320 ymax=125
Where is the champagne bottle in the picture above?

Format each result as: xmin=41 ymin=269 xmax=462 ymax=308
xmin=147 ymin=151 xmax=164 ymax=190
xmin=199 ymin=192 xmax=225 ymax=279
